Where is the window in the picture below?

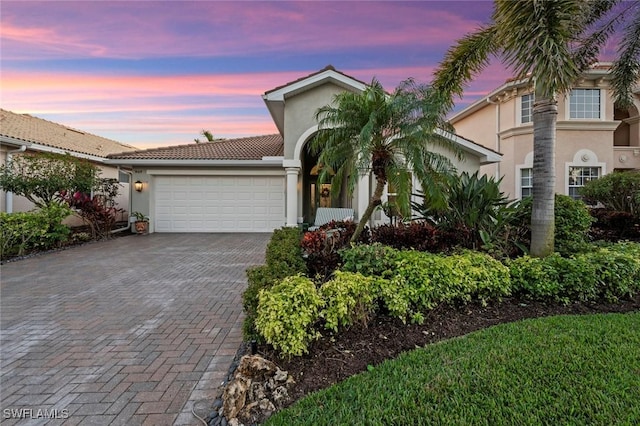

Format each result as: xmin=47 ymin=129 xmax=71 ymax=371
xmin=521 ymin=93 xmax=534 ymax=124
xmin=568 ymin=166 xmax=600 ymax=199
xmin=569 ymin=89 xmax=601 ymax=119
xmin=520 ymin=168 xmax=533 ymax=198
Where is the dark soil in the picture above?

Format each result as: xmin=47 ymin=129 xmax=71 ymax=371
xmin=256 ymin=294 xmax=640 ymax=410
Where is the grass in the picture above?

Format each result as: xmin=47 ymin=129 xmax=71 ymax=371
xmin=266 ymin=312 xmax=640 ymax=426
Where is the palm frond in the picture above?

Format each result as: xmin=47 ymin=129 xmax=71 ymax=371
xmin=610 ymin=4 xmax=640 ymax=108
xmin=431 ymin=25 xmax=499 ymax=115
xmin=495 ymin=0 xmax=581 ymax=97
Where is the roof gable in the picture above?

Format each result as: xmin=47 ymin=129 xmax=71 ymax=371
xmin=262 ymin=65 xmax=368 ymax=135
xmin=0 ymin=109 xmax=137 ymax=158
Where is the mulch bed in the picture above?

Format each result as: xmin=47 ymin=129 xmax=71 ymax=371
xmin=256 ymin=294 xmax=640 ymax=409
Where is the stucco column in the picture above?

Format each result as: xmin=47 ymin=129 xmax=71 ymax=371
xmin=357 ymin=169 xmax=371 ymax=223
xmin=285 ymin=167 xmax=300 ymax=227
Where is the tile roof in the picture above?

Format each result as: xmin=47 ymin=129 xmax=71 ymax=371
xmin=263 ymin=64 xmax=368 ymax=95
xmin=107 ymin=134 xmax=284 ymax=160
xmin=0 ymin=109 xmax=137 ymax=157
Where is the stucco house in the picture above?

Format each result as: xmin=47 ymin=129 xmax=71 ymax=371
xmin=107 ymin=66 xmax=501 ymax=234
xmin=0 ymin=109 xmax=138 ymax=216
xmin=449 ymin=63 xmax=640 ymax=200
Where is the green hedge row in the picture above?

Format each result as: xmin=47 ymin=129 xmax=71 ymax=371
xmin=255 ymin=248 xmax=511 ymax=356
xmin=0 ymin=203 xmax=72 ymax=258
xmin=242 ymin=227 xmax=307 ymax=339
xmin=510 ymin=242 xmax=640 ymax=303
xmin=252 ymin=241 xmax=640 ymax=357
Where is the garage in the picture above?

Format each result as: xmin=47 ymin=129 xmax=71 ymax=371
xmin=154 ymin=175 xmax=285 ymax=232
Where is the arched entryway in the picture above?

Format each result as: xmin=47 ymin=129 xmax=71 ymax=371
xmin=300 ymin=135 xmax=352 ymax=225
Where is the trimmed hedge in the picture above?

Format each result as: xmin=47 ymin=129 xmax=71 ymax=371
xmin=242 ymin=227 xmax=307 ymax=339
xmin=256 ymin=247 xmax=511 ymax=356
xmin=509 ymin=242 xmax=640 ymax=303
xmin=0 ymin=203 xmax=72 ymax=258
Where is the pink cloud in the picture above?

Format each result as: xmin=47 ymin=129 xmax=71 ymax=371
xmin=1 ymin=2 xmax=487 ymax=60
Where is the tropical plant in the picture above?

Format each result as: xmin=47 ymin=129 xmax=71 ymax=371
xmin=511 ymin=194 xmax=594 ymax=257
xmin=310 ymin=78 xmax=458 ymax=242
xmin=0 ymin=152 xmax=100 ymax=208
xmin=243 ymin=227 xmax=307 ymax=340
xmin=432 ymin=0 xmax=640 ymax=257
xmin=412 ymin=171 xmax=513 ymax=250
xmin=580 ymin=170 xmax=640 ymax=217
xmin=194 ymin=129 xmax=215 ymax=143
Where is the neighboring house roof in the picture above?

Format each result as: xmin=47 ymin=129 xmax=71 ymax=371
xmin=0 ymin=109 xmax=137 ymax=160
xmin=106 ymin=134 xmax=284 ymax=165
xmin=436 ymin=128 xmax=502 ymax=164
xmin=263 ymin=65 xmax=368 ymax=135
xmin=449 ymin=62 xmax=621 ymax=124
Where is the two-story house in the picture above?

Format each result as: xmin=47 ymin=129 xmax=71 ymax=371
xmin=449 ymin=63 xmax=640 ymax=200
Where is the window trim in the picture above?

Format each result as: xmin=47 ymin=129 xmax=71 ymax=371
xmin=519 ymin=93 xmax=534 ymax=125
xmin=566 ymin=88 xmax=605 ymax=121
xmin=564 ymin=149 xmax=606 ymax=199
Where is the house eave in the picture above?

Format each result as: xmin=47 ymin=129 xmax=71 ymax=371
xmin=435 ymin=129 xmax=502 ymax=165
xmin=104 ymin=157 xmax=285 ymax=167
xmin=1 ymin=135 xmax=108 ymax=162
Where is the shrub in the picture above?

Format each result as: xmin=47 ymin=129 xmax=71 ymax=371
xmin=509 ymin=254 xmax=596 ymax=303
xmin=509 ymin=242 xmax=640 ymax=303
xmin=0 ymin=203 xmax=72 ymax=258
xmin=255 ymin=275 xmax=324 ymax=356
xmin=512 ymin=195 xmax=594 ymax=257
xmin=579 ymin=242 xmax=640 ymax=302
xmin=343 ymin=246 xmax=511 ymax=323
xmin=319 ymin=271 xmax=379 ymax=332
xmin=589 ymin=209 xmax=640 ymax=241
xmin=370 ymin=221 xmax=452 ymax=252
xmin=0 ymin=211 xmax=49 ymax=258
xmin=339 ymin=243 xmax=399 ymax=278
xmin=412 ymin=171 xmax=512 ymax=250
xmin=301 ymin=221 xmax=369 ymax=278
xmin=243 ymin=227 xmax=307 ymax=339
xmin=393 ymin=250 xmax=511 ymax=314
xmin=39 ymin=202 xmax=73 ymax=248
xmin=580 ymin=170 xmax=640 ymax=217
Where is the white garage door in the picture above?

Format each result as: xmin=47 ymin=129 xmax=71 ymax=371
xmin=154 ymin=175 xmax=284 ymax=232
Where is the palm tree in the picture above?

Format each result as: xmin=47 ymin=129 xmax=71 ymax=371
xmin=194 ymin=129 xmax=215 ymax=143
xmin=310 ymin=78 xmax=458 ymax=242
xmin=432 ymin=0 xmax=639 ymax=257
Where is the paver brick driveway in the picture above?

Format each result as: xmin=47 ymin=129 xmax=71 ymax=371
xmin=0 ymin=233 xmax=271 ymax=425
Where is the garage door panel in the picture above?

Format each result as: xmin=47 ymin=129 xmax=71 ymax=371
xmin=155 ymin=175 xmax=284 ymax=232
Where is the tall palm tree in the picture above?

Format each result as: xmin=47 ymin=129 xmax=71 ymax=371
xmin=310 ymin=78 xmax=458 ymax=242
xmin=432 ymin=0 xmax=639 ymax=257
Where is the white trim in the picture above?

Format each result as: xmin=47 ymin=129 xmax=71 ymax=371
xmin=515 ymin=151 xmax=534 ymax=199
xmin=105 ymin=159 xmax=283 ymax=167
xmin=262 ymin=69 xmax=367 ymax=102
xmin=565 ymin=88 xmax=605 ymax=121
xmin=1 ymin=136 xmax=107 ymax=163
xmin=564 ymin=149 xmax=606 ymax=197
xmin=293 ymin=125 xmax=319 ymax=161
xmin=435 ymin=129 xmax=502 ymax=164
xmin=145 ymin=169 xmax=285 ymax=176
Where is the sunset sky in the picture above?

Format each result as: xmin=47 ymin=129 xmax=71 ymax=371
xmin=0 ymin=1 xmax=620 ymax=150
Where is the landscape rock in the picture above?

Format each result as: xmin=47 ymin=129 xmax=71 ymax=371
xmin=221 ymin=354 xmax=294 ymax=425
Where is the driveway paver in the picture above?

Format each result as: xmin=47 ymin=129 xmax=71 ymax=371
xmin=0 ymin=233 xmax=270 ymax=425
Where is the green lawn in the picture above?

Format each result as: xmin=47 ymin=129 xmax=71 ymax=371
xmin=266 ymin=312 xmax=640 ymax=426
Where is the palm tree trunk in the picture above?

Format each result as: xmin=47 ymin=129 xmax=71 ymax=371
xmin=530 ymin=96 xmax=556 ymax=257
xmin=351 ymin=177 xmax=386 ymax=242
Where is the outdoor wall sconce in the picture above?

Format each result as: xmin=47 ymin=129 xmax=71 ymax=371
xmin=134 ymin=180 xmax=143 ymax=192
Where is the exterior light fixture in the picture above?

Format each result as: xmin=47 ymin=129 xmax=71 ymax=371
xmin=134 ymin=180 xmax=143 ymax=192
